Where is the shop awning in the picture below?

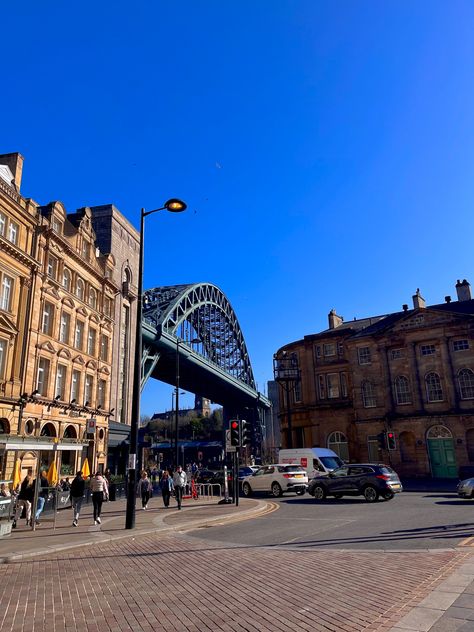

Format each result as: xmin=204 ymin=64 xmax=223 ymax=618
xmin=0 ymin=434 xmax=89 ymax=452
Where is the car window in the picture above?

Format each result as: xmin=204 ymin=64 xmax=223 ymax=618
xmin=254 ymin=468 xmax=266 ymax=476
xmin=330 ymin=466 xmax=349 ymax=478
xmin=348 ymin=467 xmax=365 ymax=476
xmin=313 ymin=459 xmax=325 ymax=472
xmin=265 ymin=466 xmax=274 ymax=475
xmin=380 ymin=467 xmax=395 ymax=475
xmin=319 ymin=456 xmax=344 ymax=470
xmin=279 ymin=465 xmax=305 ymax=473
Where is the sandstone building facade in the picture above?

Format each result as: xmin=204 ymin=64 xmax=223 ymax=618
xmin=275 ymin=282 xmax=474 ymax=478
xmin=0 ymin=153 xmax=138 ymax=481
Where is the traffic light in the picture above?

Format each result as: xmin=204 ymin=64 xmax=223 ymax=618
xmin=230 ymin=420 xmax=240 ymax=446
xmin=386 ymin=431 xmax=396 ymax=450
xmin=241 ymin=420 xmax=251 ymax=447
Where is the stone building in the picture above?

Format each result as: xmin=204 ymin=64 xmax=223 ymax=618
xmin=274 ymin=282 xmax=474 ymax=478
xmin=0 ymin=152 xmax=137 ymax=480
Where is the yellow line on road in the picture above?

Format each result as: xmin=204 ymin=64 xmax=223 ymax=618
xmin=458 ymin=535 xmax=474 ymax=547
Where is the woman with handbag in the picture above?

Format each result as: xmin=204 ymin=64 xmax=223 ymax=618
xmin=90 ymin=471 xmax=108 ymax=525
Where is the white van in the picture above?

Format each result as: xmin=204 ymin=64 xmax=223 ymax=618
xmin=278 ymin=448 xmax=344 ymax=479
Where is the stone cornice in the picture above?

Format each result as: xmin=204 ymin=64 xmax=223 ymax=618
xmin=0 ymin=235 xmax=38 ymax=270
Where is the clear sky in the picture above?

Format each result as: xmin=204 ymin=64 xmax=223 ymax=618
xmin=3 ymin=2 xmax=474 ymax=415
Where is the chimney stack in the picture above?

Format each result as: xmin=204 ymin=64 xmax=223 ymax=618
xmin=445 ymin=296 xmax=452 ymax=304
xmin=455 ymin=279 xmax=472 ymax=302
xmin=328 ymin=309 xmax=343 ymax=329
xmin=0 ymin=153 xmax=24 ymax=191
xmin=412 ymin=288 xmax=426 ymax=309
xmin=402 ymin=304 xmax=408 ymax=312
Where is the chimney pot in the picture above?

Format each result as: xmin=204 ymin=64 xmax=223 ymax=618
xmin=445 ymin=296 xmax=452 ymax=303
xmin=402 ymin=304 xmax=408 ymax=311
xmin=456 ymin=279 xmax=472 ymax=302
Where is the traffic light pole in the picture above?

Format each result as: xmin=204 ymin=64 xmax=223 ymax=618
xmin=235 ymin=449 xmax=239 ymax=507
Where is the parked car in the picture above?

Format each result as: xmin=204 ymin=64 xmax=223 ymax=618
xmin=193 ymin=469 xmax=217 ymax=484
xmin=457 ymin=477 xmax=474 ymax=499
xmin=241 ymin=464 xmax=308 ymax=498
xmin=307 ymin=464 xmax=402 ymax=502
xmin=238 ymin=466 xmax=255 ymax=481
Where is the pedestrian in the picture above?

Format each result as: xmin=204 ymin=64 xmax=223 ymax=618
xmin=13 ymin=469 xmax=34 ymax=528
xmin=34 ymin=470 xmax=49 ymax=526
xmin=172 ymin=465 xmax=187 ymax=510
xmin=137 ymin=471 xmax=152 ymax=510
xmin=90 ymin=471 xmax=108 ymax=525
xmin=70 ymin=471 xmax=85 ymax=527
xmin=159 ymin=470 xmax=174 ymax=507
xmin=0 ymin=482 xmax=10 ymax=497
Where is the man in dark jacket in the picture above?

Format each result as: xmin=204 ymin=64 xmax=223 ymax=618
xmin=70 ymin=471 xmax=85 ymax=527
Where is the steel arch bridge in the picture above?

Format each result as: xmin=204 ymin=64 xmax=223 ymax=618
xmin=140 ymin=283 xmax=270 ymax=415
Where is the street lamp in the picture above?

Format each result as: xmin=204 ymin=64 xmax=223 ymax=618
xmin=125 ymin=198 xmax=187 ymax=530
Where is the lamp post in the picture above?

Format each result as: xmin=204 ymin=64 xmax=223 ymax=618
xmin=125 ymin=198 xmax=187 ymax=530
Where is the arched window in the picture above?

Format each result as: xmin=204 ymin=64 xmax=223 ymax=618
xmin=362 ymin=381 xmax=376 ymax=408
xmin=62 ymin=268 xmax=71 ymax=292
xmin=0 ymin=418 xmax=10 ymax=434
xmin=394 ymin=376 xmax=411 ymax=404
xmin=88 ymin=288 xmax=97 ymax=310
xmin=75 ymin=278 xmax=85 ymax=301
xmin=327 ymin=431 xmax=349 ymax=461
xmin=40 ymin=422 xmax=57 ymax=437
xmin=63 ymin=425 xmax=77 ymax=439
xmin=399 ymin=431 xmax=416 ymax=462
xmin=458 ymin=369 xmax=474 ymax=400
xmin=427 ymin=425 xmax=452 ymax=439
xmin=425 ymin=372 xmax=444 ymax=402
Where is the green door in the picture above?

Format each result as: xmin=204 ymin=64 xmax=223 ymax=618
xmin=427 ymin=438 xmax=457 ymax=478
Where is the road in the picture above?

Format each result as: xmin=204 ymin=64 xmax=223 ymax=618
xmin=186 ymin=490 xmax=474 ymax=550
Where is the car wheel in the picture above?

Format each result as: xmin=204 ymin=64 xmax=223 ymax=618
xmin=295 ymin=489 xmax=305 ymax=496
xmin=312 ymin=485 xmax=326 ymax=501
xmin=333 ymin=493 xmax=343 ymax=499
xmin=242 ymin=483 xmax=252 ymax=497
xmin=382 ymin=491 xmax=394 ymax=501
xmin=363 ymin=486 xmax=379 ymax=502
xmin=271 ymin=482 xmax=283 ymax=497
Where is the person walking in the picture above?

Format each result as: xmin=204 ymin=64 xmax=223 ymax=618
xmin=90 ymin=471 xmax=108 ymax=525
xmin=34 ymin=470 xmax=49 ymax=526
xmin=159 ymin=471 xmax=174 ymax=508
xmin=172 ymin=465 xmax=187 ymax=510
xmin=70 ymin=471 xmax=85 ymax=527
xmin=13 ymin=469 xmax=34 ymax=528
xmin=137 ymin=471 xmax=152 ymax=510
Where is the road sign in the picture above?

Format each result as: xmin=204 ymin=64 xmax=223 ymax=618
xmin=225 ymin=429 xmax=236 ymax=452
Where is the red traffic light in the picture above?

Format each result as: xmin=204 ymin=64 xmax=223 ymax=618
xmin=231 ymin=421 xmax=238 ymax=429
xmin=387 ymin=432 xmax=394 ymax=438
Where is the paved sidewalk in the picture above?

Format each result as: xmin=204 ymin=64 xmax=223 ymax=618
xmin=0 ymin=494 xmax=266 ymax=563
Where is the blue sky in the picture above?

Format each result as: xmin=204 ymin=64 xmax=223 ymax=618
xmin=3 ymin=2 xmax=474 ymax=415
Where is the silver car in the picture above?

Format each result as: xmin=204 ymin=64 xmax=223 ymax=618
xmin=457 ymin=477 xmax=474 ymax=499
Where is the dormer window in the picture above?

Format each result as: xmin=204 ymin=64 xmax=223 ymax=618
xmin=51 ymin=217 xmax=63 ymax=235
xmin=81 ymin=241 xmax=90 ymax=261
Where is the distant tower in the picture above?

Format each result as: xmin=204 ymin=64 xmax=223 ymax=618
xmin=194 ymin=395 xmax=211 ymax=417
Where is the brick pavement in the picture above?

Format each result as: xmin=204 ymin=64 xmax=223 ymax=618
xmin=0 ymin=496 xmax=473 ymax=631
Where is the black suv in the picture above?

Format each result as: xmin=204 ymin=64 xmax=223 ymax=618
xmin=307 ymin=464 xmax=402 ymax=502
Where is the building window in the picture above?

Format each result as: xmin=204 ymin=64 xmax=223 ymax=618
xmin=394 ymin=375 xmax=411 ymax=404
xmin=421 ymin=344 xmax=436 ymax=356
xmin=458 ymin=369 xmax=474 ymax=400
xmin=100 ymin=335 xmax=109 ymax=362
xmin=41 ymin=302 xmax=55 ymax=336
xmin=425 ymin=372 xmax=444 ymax=402
xmin=98 ymin=379 xmax=106 ymax=407
xmin=293 ymin=380 xmax=302 ymax=402
xmin=81 ymin=241 xmax=90 ymax=260
xmin=59 ymin=312 xmax=71 ymax=344
xmin=0 ymin=338 xmax=7 ymax=379
xmin=71 ymin=370 xmax=81 ymax=402
xmin=323 ymin=343 xmax=336 ymax=357
xmin=36 ymin=358 xmax=50 ymax=396
xmin=367 ymin=435 xmax=380 ymax=462
xmin=84 ymin=374 xmax=93 ymax=405
xmin=75 ymin=278 xmax=85 ymax=301
xmin=7 ymin=221 xmax=19 ymax=245
xmin=0 ymin=275 xmax=13 ymax=311
xmin=62 ymin=268 xmax=71 ymax=292
xmin=88 ymin=288 xmax=97 ymax=310
xmin=104 ymin=296 xmax=113 ymax=318
xmin=74 ymin=320 xmax=84 ymax=350
xmin=87 ymin=328 xmax=97 ymax=356
xmin=340 ymin=372 xmax=348 ymax=397
xmin=55 ymin=364 xmax=67 ymax=400
xmin=315 ymin=346 xmax=321 ymax=359
xmin=362 ymin=381 xmax=376 ymax=408
xmin=391 ymin=349 xmax=404 ymax=360
xmin=0 ymin=212 xmax=5 ymax=236
xmin=453 ymin=340 xmax=469 ymax=352
xmin=358 ymin=347 xmax=371 ymax=365
xmin=327 ymin=431 xmax=349 ymax=461
xmin=318 ymin=374 xmax=326 ymax=399
xmin=326 ymin=373 xmax=340 ymax=399
xmin=51 ymin=218 xmax=63 ymax=234
xmin=47 ymin=255 xmax=58 ymax=280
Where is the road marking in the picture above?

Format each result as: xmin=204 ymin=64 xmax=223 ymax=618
xmin=458 ymin=535 xmax=474 ymax=547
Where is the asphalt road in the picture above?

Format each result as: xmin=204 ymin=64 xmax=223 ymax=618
xmin=187 ymin=490 xmax=474 ymax=550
